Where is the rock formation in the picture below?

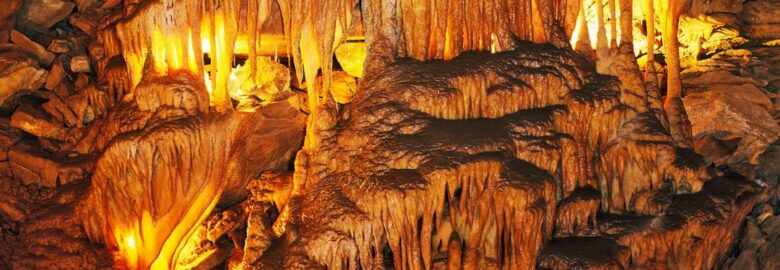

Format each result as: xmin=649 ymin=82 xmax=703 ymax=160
xmin=0 ymin=0 xmax=777 ymax=269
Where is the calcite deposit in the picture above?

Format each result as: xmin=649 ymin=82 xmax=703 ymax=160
xmin=0 ymin=0 xmax=777 ymax=270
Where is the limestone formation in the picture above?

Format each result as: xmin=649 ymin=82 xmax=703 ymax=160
xmin=0 ymin=0 xmax=777 ymax=270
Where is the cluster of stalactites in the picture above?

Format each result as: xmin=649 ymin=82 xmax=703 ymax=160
xmin=389 ymin=0 xmax=578 ymax=60
xmin=100 ymin=0 xmax=204 ymax=91
xmin=568 ymin=0 xmax=693 ymax=146
xmin=101 ymin=0 xmax=283 ymax=112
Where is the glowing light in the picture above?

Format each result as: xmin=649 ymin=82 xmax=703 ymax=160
xmin=490 ymin=33 xmax=497 ymax=54
xmin=126 ymin=235 xmax=136 ymax=250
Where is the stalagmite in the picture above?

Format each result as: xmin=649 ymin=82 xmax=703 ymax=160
xmin=658 ymin=0 xmax=694 ymax=148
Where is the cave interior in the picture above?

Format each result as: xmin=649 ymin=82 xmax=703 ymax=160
xmin=0 ymin=0 xmax=779 ymax=269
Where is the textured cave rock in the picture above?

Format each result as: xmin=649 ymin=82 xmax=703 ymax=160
xmin=0 ymin=51 xmax=47 ymax=107
xmin=0 ymin=0 xmax=777 ymax=269
xmin=73 ymin=72 xmax=306 ymax=269
xmin=276 ymin=42 xmax=710 ymax=269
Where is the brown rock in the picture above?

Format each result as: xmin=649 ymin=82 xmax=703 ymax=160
xmin=74 ymin=0 xmax=101 ymax=10
xmin=69 ymin=12 xmax=98 ymax=34
xmin=687 ymin=0 xmax=744 ymax=17
xmin=0 ymin=51 xmax=47 ymax=106
xmin=10 ymin=30 xmax=55 ymax=65
xmin=761 ymin=215 xmax=780 ymax=237
xmin=684 ymin=83 xmax=780 ymax=166
xmin=8 ymin=143 xmax=59 ymax=187
xmin=74 ymin=73 xmax=89 ymax=89
xmin=45 ymin=62 xmax=67 ymax=90
xmin=742 ymin=221 xmax=766 ymax=251
xmin=18 ymin=0 xmax=76 ymax=31
xmin=69 ymin=56 xmax=90 ymax=73
xmin=53 ymin=80 xmax=73 ymax=99
xmin=42 ymin=94 xmax=79 ymax=127
xmin=0 ymin=0 xmax=22 ymax=29
xmin=728 ymin=250 xmax=758 ymax=270
xmin=742 ymin=0 xmax=780 ymax=25
xmin=47 ymin=39 xmax=69 ymax=54
xmin=0 ymin=193 xmax=27 ymax=221
xmin=10 ymin=103 xmax=69 ymax=141
xmin=758 ymin=242 xmax=780 ymax=269
xmin=746 ymin=24 xmax=780 ymax=40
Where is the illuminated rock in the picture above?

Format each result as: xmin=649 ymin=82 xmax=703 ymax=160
xmin=279 ymin=43 xmax=706 ymax=269
xmin=684 ymin=83 xmax=780 ymax=167
xmin=76 ymin=73 xmax=305 ymax=269
xmin=335 ymin=42 xmax=367 ymax=78
xmin=0 ymin=51 xmax=46 ymax=106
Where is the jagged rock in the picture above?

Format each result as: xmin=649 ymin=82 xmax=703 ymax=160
xmin=69 ymin=11 xmax=101 ymax=34
xmin=684 ymin=83 xmax=780 ymax=167
xmin=42 ymin=93 xmax=79 ymax=127
xmin=0 ymin=51 xmax=47 ymax=106
xmin=10 ymin=103 xmax=70 ymax=142
xmin=45 ymin=62 xmax=67 ymax=90
xmin=18 ymin=0 xmax=76 ymax=31
xmin=10 ymin=30 xmax=55 ymax=65
xmin=47 ymin=39 xmax=69 ymax=54
xmin=7 ymin=140 xmax=89 ymax=189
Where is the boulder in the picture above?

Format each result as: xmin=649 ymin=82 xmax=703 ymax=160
xmin=69 ymin=56 xmax=90 ymax=73
xmin=0 ymin=51 xmax=47 ymax=106
xmin=684 ymin=83 xmax=780 ymax=166
xmin=10 ymin=103 xmax=70 ymax=141
xmin=10 ymin=30 xmax=55 ymax=65
xmin=18 ymin=0 xmax=76 ymax=31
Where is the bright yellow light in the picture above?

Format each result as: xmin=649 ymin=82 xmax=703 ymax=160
xmin=126 ymin=235 xmax=136 ymax=250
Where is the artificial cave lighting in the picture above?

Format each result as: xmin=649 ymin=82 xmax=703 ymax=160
xmin=0 ymin=0 xmax=779 ymax=270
